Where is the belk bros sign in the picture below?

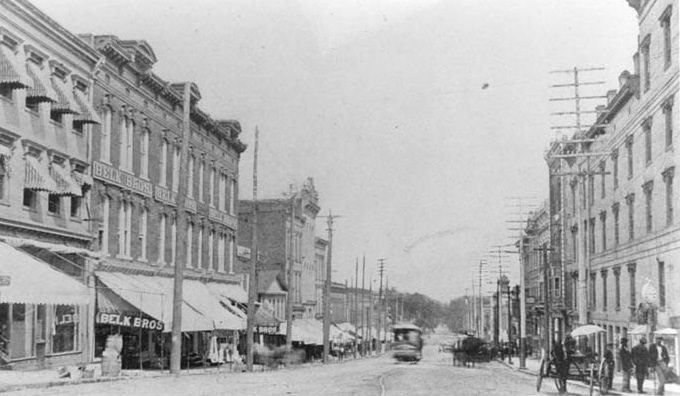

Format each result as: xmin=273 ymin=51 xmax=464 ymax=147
xmin=96 ymin=312 xmax=164 ymax=331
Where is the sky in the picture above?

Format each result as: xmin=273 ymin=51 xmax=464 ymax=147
xmin=33 ymin=0 xmax=639 ymax=302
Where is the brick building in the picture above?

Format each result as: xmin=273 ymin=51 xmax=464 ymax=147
xmin=544 ymin=0 xmax=678 ymax=371
xmin=0 ymin=0 xmax=102 ymax=369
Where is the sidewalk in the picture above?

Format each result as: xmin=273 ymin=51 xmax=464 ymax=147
xmin=499 ymin=356 xmax=680 ymax=396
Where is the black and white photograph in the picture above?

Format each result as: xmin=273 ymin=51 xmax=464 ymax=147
xmin=0 ymin=0 xmax=678 ymax=394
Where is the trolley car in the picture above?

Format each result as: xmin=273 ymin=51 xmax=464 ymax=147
xmin=392 ymin=323 xmax=423 ymax=362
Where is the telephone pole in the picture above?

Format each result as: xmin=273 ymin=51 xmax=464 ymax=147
xmin=170 ymin=82 xmax=192 ymax=375
xmin=361 ymin=255 xmax=366 ymax=356
xmin=245 ymin=127 xmax=260 ymax=372
xmin=322 ymin=211 xmax=341 ymax=363
xmin=376 ymin=258 xmax=386 ymax=354
xmin=535 ymin=245 xmax=554 ymax=358
xmin=353 ymin=258 xmax=359 ymax=359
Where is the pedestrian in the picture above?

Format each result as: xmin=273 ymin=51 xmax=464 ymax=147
xmin=648 ymin=336 xmax=670 ymax=395
xmin=551 ymin=337 xmax=568 ymax=395
xmin=632 ymin=337 xmax=650 ymax=394
xmin=618 ymin=337 xmax=634 ymax=392
xmin=603 ymin=343 xmax=615 ymax=390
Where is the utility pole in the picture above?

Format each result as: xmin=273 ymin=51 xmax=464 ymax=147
xmin=368 ymin=280 xmax=373 ymax=355
xmin=549 ymin=66 xmax=607 ymax=329
xmin=361 ymin=255 xmax=366 ymax=356
xmin=376 ymin=258 xmax=386 ymax=354
xmin=170 ymin=82 xmax=192 ymax=375
xmin=245 ymin=127 xmax=260 ymax=372
xmin=478 ymin=260 xmax=485 ymax=339
xmin=535 ymin=245 xmax=554 ymax=358
xmin=354 ymin=258 xmax=358 ymax=359
xmin=322 ymin=211 xmax=340 ymax=363
xmin=285 ymin=185 xmax=296 ymax=349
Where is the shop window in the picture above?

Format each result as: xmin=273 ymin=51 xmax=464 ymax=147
xmin=49 ymin=111 xmax=62 ymax=124
xmin=48 ymin=194 xmax=61 ymax=215
xmin=23 ymin=188 xmax=36 ymax=209
xmin=70 ymin=196 xmax=81 ymax=218
xmin=52 ymin=305 xmax=78 ymax=353
xmin=25 ymin=98 xmax=39 ymax=113
xmin=9 ymin=303 xmax=33 ymax=359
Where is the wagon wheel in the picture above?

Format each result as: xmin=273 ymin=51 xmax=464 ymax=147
xmin=598 ymin=360 xmax=610 ymax=395
xmin=588 ymin=363 xmax=595 ymax=396
xmin=536 ymin=357 xmax=546 ymax=392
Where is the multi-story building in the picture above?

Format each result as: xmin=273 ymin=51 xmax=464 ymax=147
xmin=83 ymin=33 xmax=247 ymax=367
xmin=314 ymin=237 xmax=328 ymax=319
xmin=549 ymin=0 xmax=678 ymax=370
xmin=237 ymin=178 xmax=322 ymax=321
xmin=0 ymin=0 xmax=102 ymax=369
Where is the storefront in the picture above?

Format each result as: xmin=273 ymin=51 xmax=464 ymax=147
xmin=94 ymin=272 xmax=245 ymax=369
xmin=0 ymin=241 xmax=90 ymax=369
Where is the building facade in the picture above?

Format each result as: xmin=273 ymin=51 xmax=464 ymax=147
xmin=0 ymin=0 xmax=102 ymax=369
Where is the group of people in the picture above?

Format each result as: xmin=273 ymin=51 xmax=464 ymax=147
xmin=551 ymin=334 xmax=672 ymax=395
xmin=619 ymin=336 xmax=672 ymax=395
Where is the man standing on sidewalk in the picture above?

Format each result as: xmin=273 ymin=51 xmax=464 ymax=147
xmin=632 ymin=337 xmax=650 ymax=394
xmin=648 ymin=336 xmax=670 ymax=395
xmin=618 ymin=337 xmax=634 ymax=393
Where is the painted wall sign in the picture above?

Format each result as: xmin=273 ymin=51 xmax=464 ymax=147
xmin=96 ymin=312 xmax=164 ymax=331
xmin=92 ymin=161 xmax=153 ymax=197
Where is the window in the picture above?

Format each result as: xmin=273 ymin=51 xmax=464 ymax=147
xmin=612 ymin=150 xmax=619 ymax=189
xmin=209 ymin=167 xmax=216 ymax=207
xmin=170 ymin=217 xmax=177 ymax=266
xmin=219 ymin=174 xmax=226 ymax=211
xmin=641 ymin=35 xmax=651 ymax=92
xmin=186 ymin=223 xmax=193 ymax=268
xmin=70 ymin=196 xmax=81 ymax=218
xmin=208 ymin=230 xmax=214 ymax=270
xmin=588 ymin=176 xmax=594 ymax=207
xmin=614 ymin=267 xmax=621 ymax=311
xmin=159 ymin=139 xmax=167 ymax=187
xmin=52 ymin=305 xmax=79 ymax=353
xmin=626 ymin=136 xmax=634 ymax=179
xmin=570 ymin=182 xmax=577 ymax=217
xmin=140 ymin=129 xmax=149 ymax=179
xmin=599 ymin=161 xmax=606 ymax=199
xmin=139 ymin=208 xmax=147 ymax=261
xmin=100 ymin=196 xmax=110 ymax=254
xmin=126 ymin=120 xmax=134 ymax=172
xmin=612 ymin=203 xmax=620 ymax=246
xmin=601 ymin=270 xmax=608 ymax=311
xmin=49 ymin=111 xmax=62 ymax=124
xmin=228 ymin=235 xmax=234 ymax=274
xmin=600 ymin=211 xmax=607 ymax=252
xmin=172 ymin=146 xmax=180 ymax=193
xmin=628 ymin=263 xmax=637 ymax=312
xmin=197 ymin=226 xmax=203 ymax=269
xmin=643 ymin=181 xmax=653 ymax=233
xmin=589 ymin=218 xmax=595 ymax=254
xmin=229 ymin=178 xmax=236 ymax=215
xmin=0 ymin=85 xmax=12 ymax=101
xmin=100 ymin=107 xmax=112 ymax=163
xmin=663 ymin=96 xmax=674 ymax=149
xmin=643 ymin=118 xmax=652 ymax=165
xmin=217 ymin=233 xmax=225 ymax=273
xmin=187 ymin=156 xmax=194 ymax=198
xmin=661 ymin=6 xmax=672 ymax=70
xmin=658 ymin=260 xmax=665 ymax=308
xmin=48 ymin=194 xmax=61 ymax=215
xmin=663 ymin=167 xmax=674 ymax=226
xmin=119 ymin=117 xmax=127 ymax=171
xmin=198 ymin=160 xmax=204 ymax=202
xmin=0 ymin=155 xmax=7 ymax=202
xmin=626 ymin=193 xmax=635 ymax=241
xmin=158 ymin=214 xmax=167 ymax=264
xmin=590 ymin=272 xmax=596 ymax=308
xmin=118 ymin=201 xmax=132 ymax=257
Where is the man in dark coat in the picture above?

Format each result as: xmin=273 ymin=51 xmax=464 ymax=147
xmin=648 ymin=336 xmax=670 ymax=395
xmin=631 ymin=337 xmax=650 ymax=393
xmin=618 ymin=337 xmax=634 ymax=392
xmin=552 ymin=338 xmax=568 ymax=395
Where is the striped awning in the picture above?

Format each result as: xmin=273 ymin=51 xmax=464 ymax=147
xmin=24 ymin=155 xmax=58 ymax=192
xmin=71 ymin=170 xmax=93 ymax=187
xmin=0 ymin=45 xmax=33 ymax=89
xmin=50 ymin=76 xmax=79 ymax=114
xmin=51 ymin=163 xmax=82 ymax=196
xmin=25 ymin=61 xmax=57 ymax=102
xmin=73 ymin=89 xmax=101 ymax=124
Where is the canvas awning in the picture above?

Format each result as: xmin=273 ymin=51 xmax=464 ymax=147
xmin=0 ymin=144 xmax=12 ymax=160
xmin=71 ymin=170 xmax=93 ymax=188
xmin=52 ymin=163 xmax=82 ymax=196
xmin=96 ymin=272 xmax=244 ymax=332
xmin=279 ymin=319 xmax=324 ymax=344
xmin=24 ymin=156 xmax=58 ymax=193
xmin=0 ymin=45 xmax=32 ymax=89
xmin=0 ymin=241 xmax=89 ymax=305
xmin=629 ymin=324 xmax=649 ymax=335
xmin=206 ymin=282 xmax=248 ymax=304
xmin=654 ymin=328 xmax=678 ymax=336
xmin=72 ymin=89 xmax=101 ymax=124
xmin=50 ymin=77 xmax=79 ymax=114
xmin=0 ymin=236 xmax=101 ymax=259
xmin=25 ymin=61 xmax=57 ymax=102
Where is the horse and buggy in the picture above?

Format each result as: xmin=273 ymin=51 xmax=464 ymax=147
xmin=536 ymin=325 xmax=614 ymax=395
xmin=450 ymin=335 xmax=492 ymax=367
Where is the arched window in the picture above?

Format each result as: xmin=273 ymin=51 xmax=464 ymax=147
xmin=100 ymin=107 xmax=112 ymax=162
